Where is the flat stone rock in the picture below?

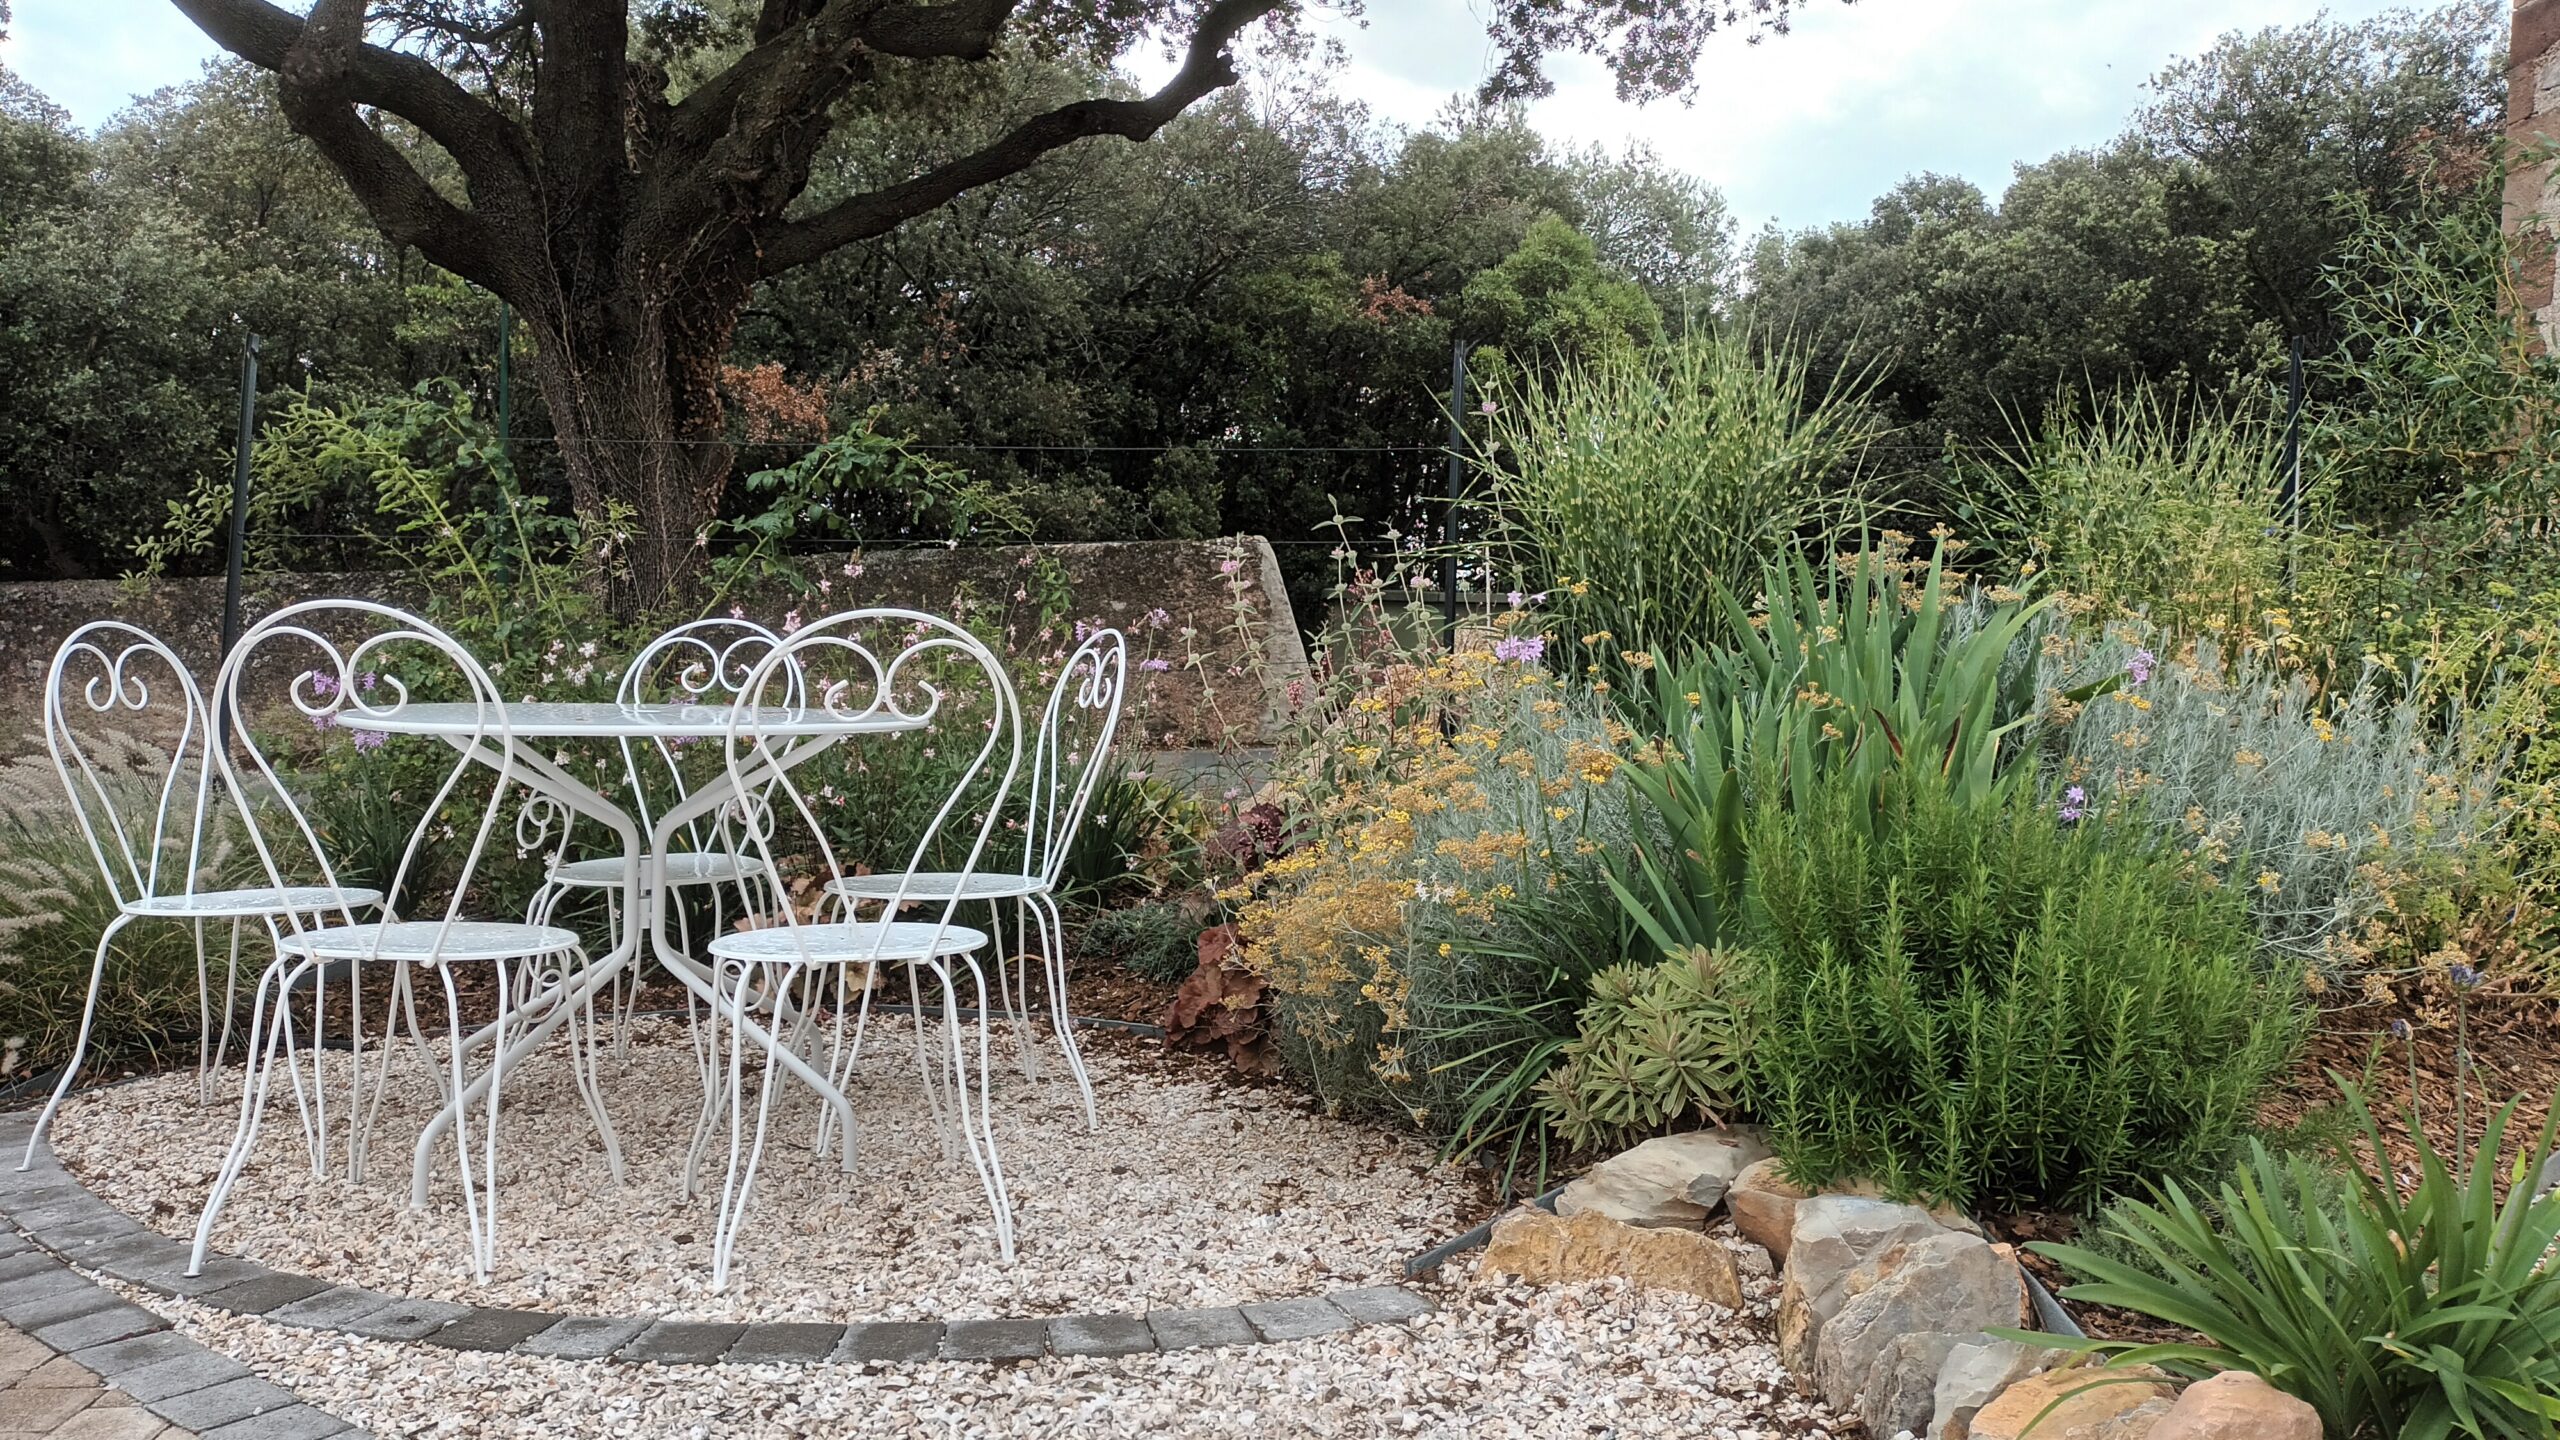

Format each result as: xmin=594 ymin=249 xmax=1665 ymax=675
xmin=200 ymin=1273 xmax=331 ymax=1316
xmin=1555 ymin=1128 xmax=1773 ymax=1228
xmin=1774 ymin=1196 xmax=1953 ymax=1378
xmin=723 ymin=1323 xmax=846 ymax=1365
xmin=1146 ymin=1306 xmax=1256 ymax=1351
xmin=341 ymin=1298 xmax=473 ymax=1342
xmin=151 ymin=1374 xmax=308 ymax=1431
xmin=199 ymin=1400 xmax=352 ymax=1440
xmin=941 ymin=1318 xmax=1049 ymax=1361
xmin=619 ymin=1321 xmax=748 ymax=1364
xmin=517 ymin=1315 xmax=652 ymax=1361
xmin=267 ymin=1286 xmax=397 ymax=1331
xmin=1049 ymin=1313 xmax=1156 ymax=1358
xmin=1480 ymin=1207 xmax=1743 ymax=1307
xmin=833 ymin=1321 xmax=945 ymax=1365
xmin=421 ymin=1307 xmax=561 ymax=1354
xmin=72 ymin=1329 xmax=204 ymax=1377
xmin=1326 ymin=1286 xmax=1434 ymax=1324
xmin=1240 ymin=1296 xmax=1353 ymax=1343
xmin=106 ymin=1349 xmax=262 ymax=1404
xmin=2 ymin=1281 xmax=120 ymax=1331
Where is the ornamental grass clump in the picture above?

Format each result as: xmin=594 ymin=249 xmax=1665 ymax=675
xmin=1472 ymin=332 xmax=1876 ymax=670
xmin=1741 ymin=767 xmax=2302 ymax=1214
xmin=2048 ymin=624 xmax=2505 ymax=971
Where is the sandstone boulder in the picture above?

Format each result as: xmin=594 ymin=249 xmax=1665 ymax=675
xmin=1478 ymin=1206 xmax=1744 ymax=1307
xmin=1773 ymin=1196 xmax=1951 ymax=1376
xmin=1727 ymin=1160 xmax=1981 ymax=1261
xmin=1966 ymin=1366 xmax=2174 ymax=1440
xmin=1929 ymin=1337 xmax=2067 ymax=1440
xmin=1554 ymin=1128 xmax=1774 ymax=1228
xmin=2148 ymin=1371 xmax=2321 ymax=1440
xmin=1814 ymin=1232 xmax=2028 ymax=1424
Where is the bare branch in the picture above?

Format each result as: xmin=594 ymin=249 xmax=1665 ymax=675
xmin=756 ymin=0 xmax=1280 ymax=275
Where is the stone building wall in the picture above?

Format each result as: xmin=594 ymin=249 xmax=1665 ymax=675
xmin=2506 ymin=0 xmax=2560 ymax=345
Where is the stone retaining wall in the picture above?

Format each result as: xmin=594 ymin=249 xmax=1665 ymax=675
xmin=0 ymin=538 xmax=1307 ymax=757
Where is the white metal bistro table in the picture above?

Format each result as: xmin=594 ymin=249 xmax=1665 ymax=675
xmin=340 ymin=699 xmax=924 ymax=1206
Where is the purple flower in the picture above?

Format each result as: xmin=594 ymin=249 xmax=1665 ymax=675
xmin=2449 ymin=963 xmax=2481 ymax=989
xmin=307 ymin=672 xmax=340 ymax=699
xmin=2057 ymin=784 xmax=2088 ymax=823
xmin=1493 ymin=634 xmax=1546 ymax=664
xmin=2126 ymin=648 xmax=2158 ymax=686
xmin=1219 ymin=558 xmax=1243 ymax=576
xmin=351 ymin=729 xmax=386 ymax=752
xmin=358 ymin=671 xmax=378 ymax=692
xmin=1140 ymin=658 xmax=1172 ymax=672
xmin=2389 ymin=1018 xmax=2413 ymax=1039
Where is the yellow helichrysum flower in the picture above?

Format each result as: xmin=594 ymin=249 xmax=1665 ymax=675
xmin=2256 ymin=870 xmax=2282 ymax=893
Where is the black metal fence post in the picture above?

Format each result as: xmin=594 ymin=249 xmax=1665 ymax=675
xmin=1440 ymin=337 xmax=1466 ymax=643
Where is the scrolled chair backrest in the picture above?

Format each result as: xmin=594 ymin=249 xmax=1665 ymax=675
xmin=210 ymin=600 xmax=517 ymax=956
xmin=614 ymin=617 xmax=799 ymax=850
xmin=44 ymin=621 xmax=217 ymax=909
xmin=719 ymin=609 xmax=1021 ymax=966
xmin=1021 ymin=627 xmax=1129 ymax=889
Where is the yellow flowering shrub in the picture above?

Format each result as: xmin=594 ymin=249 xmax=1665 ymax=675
xmin=1229 ymin=636 xmax=1649 ymax=1159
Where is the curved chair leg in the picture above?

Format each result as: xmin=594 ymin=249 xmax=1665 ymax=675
xmin=559 ymin=949 xmax=626 ymax=1185
xmin=709 ymin=958 xmax=798 ymax=1291
xmin=1032 ymin=890 xmax=1097 ymax=1131
xmin=22 ymin=913 xmax=136 ymax=1169
xmin=192 ymin=919 xmax=212 ymax=1108
xmin=440 ymin=961 xmax=502 ymax=1283
xmin=683 ymin=961 xmax=740 ymax=1202
xmin=206 ymin=920 xmax=246 ymax=1097
xmin=934 ymin=954 xmax=1015 ymax=1262
xmin=188 ymin=955 xmax=312 ymax=1275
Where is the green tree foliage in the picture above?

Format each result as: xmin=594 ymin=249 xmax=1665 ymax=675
xmin=1744 ymin=0 xmax=2503 ymax=448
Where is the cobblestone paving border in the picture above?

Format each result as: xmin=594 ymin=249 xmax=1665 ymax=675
xmin=0 ymin=1105 xmax=1435 ymax=1372
xmin=0 ymin=1113 xmax=368 ymax=1440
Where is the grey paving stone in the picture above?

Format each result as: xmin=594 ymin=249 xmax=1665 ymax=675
xmin=1145 ymin=1305 xmax=1257 ymax=1351
xmin=199 ymin=1273 xmax=328 ymax=1316
xmin=102 ymin=1348 xmax=259 ymax=1404
xmin=1240 ymin=1296 xmax=1354 ymax=1343
xmin=723 ymin=1323 xmax=846 ymax=1365
xmin=70 ymin=1230 xmax=191 ymax=1274
xmin=122 ymin=1254 xmax=266 ymax=1299
xmin=940 ymin=1318 xmax=1048 ymax=1361
xmin=1049 ymin=1312 xmax=1156 ymax=1358
xmin=12 ymin=1195 xmax=115 ymax=1232
xmin=0 ymin=1228 xmax=31 ymax=1258
xmin=0 ymin=1247 xmax=62 ymax=1282
xmin=831 ymin=1321 xmax=945 ymax=1365
xmin=0 ymin=1278 xmax=120 ymax=1330
xmin=1327 ymin=1285 xmax=1435 ymax=1325
xmin=421 ymin=1307 xmax=560 ymax=1353
xmin=266 ymin=1285 xmax=398 ymax=1330
xmin=619 ymin=1321 xmax=747 ymax=1365
xmin=517 ymin=1315 xmax=651 ymax=1361
xmin=32 ymin=1299 xmax=167 ymax=1351
xmin=198 ymin=1400 xmax=351 ymax=1440
xmin=340 ymin=1298 xmax=472 ymax=1341
xmin=73 ymin=1328 xmax=203 ymax=1376
xmin=150 ymin=1374 xmax=307 ymax=1430
xmin=42 ymin=1213 xmax=154 ymax=1250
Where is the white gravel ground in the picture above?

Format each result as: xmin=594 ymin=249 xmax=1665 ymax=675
xmin=99 ymin=1271 xmax=1847 ymax=1439
xmin=55 ymin=1016 xmax=1471 ymax=1322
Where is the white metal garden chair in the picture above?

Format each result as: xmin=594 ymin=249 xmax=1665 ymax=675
xmin=22 ymin=621 xmax=385 ymax=1171
xmin=188 ymin=600 xmax=620 ymax=1283
xmin=522 ymin=618 xmax=794 ymax=1051
xmin=690 ymin=608 xmax=1018 ymax=1288
xmin=825 ymin=627 xmax=1126 ymax=1129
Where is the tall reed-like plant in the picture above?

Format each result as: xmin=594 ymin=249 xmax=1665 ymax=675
xmin=1989 ymin=387 xmax=2308 ymax=641
xmin=1473 ymin=333 xmax=1876 ymax=667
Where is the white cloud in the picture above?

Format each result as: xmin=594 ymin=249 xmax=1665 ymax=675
xmin=10 ymin=0 xmax=2443 ymax=228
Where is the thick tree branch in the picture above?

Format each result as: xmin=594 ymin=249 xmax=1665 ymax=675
xmin=251 ymin=0 xmax=509 ymax=285
xmin=170 ymin=0 xmax=537 ymax=223
xmin=756 ymin=0 xmax=1279 ymax=275
xmin=858 ymin=0 xmax=1018 ymax=58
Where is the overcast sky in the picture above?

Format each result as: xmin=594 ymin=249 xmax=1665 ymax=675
xmin=5 ymin=0 xmax=2433 ymax=230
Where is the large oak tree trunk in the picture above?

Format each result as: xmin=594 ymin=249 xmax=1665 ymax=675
xmin=525 ymin=283 xmax=745 ymax=617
